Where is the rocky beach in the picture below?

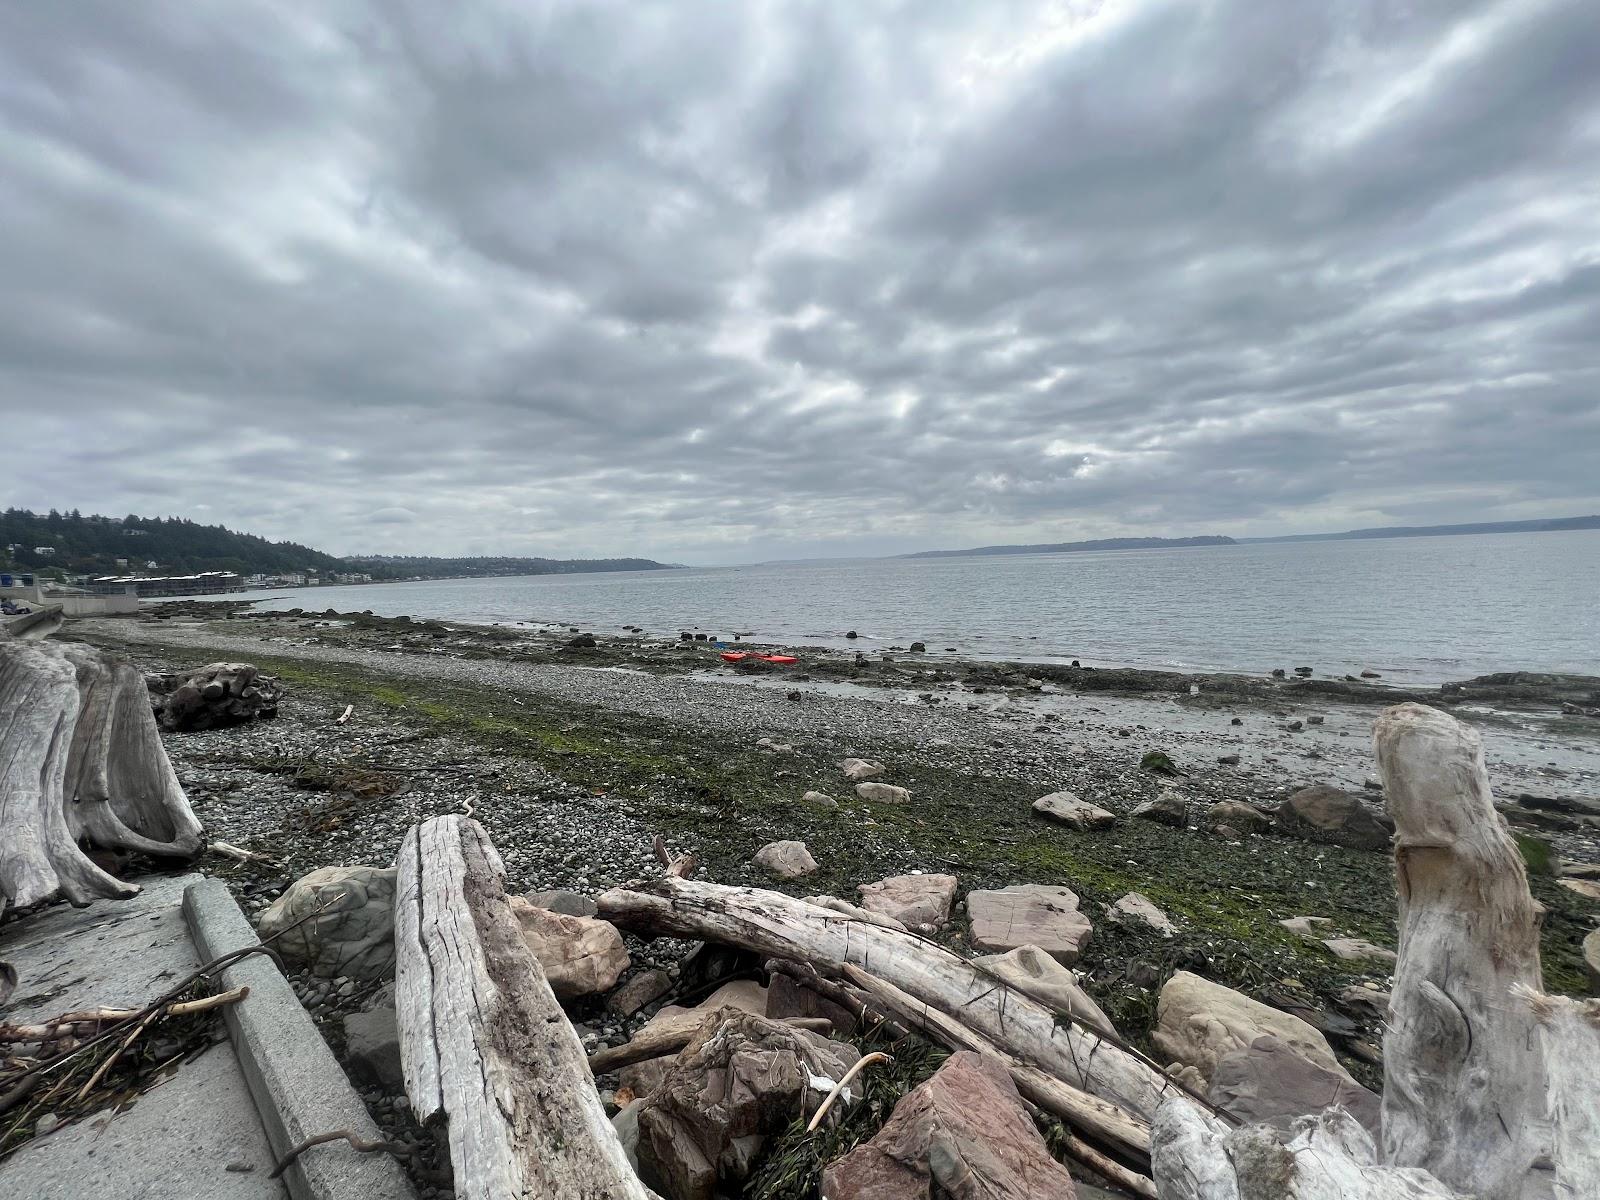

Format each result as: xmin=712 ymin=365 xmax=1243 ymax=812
xmin=11 ymin=601 xmax=1600 ymax=1197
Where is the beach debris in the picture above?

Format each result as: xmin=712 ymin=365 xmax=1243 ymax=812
xmin=752 ymin=840 xmax=818 ymax=879
xmin=821 ymin=1051 xmax=1080 ymax=1200
xmin=509 ymin=896 xmax=630 ymax=1000
xmin=967 ymin=884 xmax=1093 ymax=964
xmin=147 ymin=661 xmax=281 ymax=731
xmin=856 ymin=873 xmax=957 ymax=929
xmin=1274 ymin=783 xmax=1392 ymax=850
xmin=854 ymin=781 xmax=911 ymax=804
xmin=1032 ymin=790 xmax=1117 ymax=829
xmin=256 ymin=865 xmax=398 ymax=980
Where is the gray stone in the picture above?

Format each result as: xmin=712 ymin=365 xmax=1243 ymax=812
xmin=523 ymin=888 xmax=599 ymax=918
xmin=341 ymin=1006 xmax=404 ymax=1092
xmin=1032 ymin=791 xmax=1117 ymax=830
xmin=1585 ymin=928 xmax=1600 ymax=993
xmin=857 ymin=873 xmax=958 ymax=928
xmin=801 ymin=790 xmax=838 ymax=809
xmin=1322 ymin=937 xmax=1398 ymax=965
xmin=967 ymin=884 xmax=1093 ymax=964
xmin=752 ymin=840 xmax=818 ymax=878
xmin=1275 ymin=785 xmax=1392 ymax=851
xmin=1152 ymin=970 xmax=1347 ymax=1084
xmin=839 ymin=757 xmax=885 ymax=781
xmin=612 ymin=1098 xmax=646 ymax=1171
xmin=255 ymin=865 xmax=397 ymax=981
xmin=1208 ymin=1035 xmax=1382 ymax=1141
xmin=1278 ymin=915 xmax=1334 ymax=940
xmin=855 ymin=781 xmax=911 ymax=804
xmin=636 ymin=979 xmax=770 ymax=1043
xmin=1109 ymin=891 xmax=1176 ymax=937
xmin=1133 ymin=790 xmax=1188 ymax=827
xmin=508 ymin=897 xmax=630 ymax=1000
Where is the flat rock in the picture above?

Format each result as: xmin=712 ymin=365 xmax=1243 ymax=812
xmin=1559 ymin=878 xmax=1600 ymax=901
xmin=1322 ymin=937 xmax=1398 ymax=965
xmin=1032 ymin=791 xmax=1117 ymax=830
xmin=1152 ymin=970 xmax=1348 ymax=1084
xmin=855 ymin=781 xmax=911 ymax=804
xmin=508 ymin=897 xmax=630 ymax=1000
xmin=1132 ymin=790 xmax=1188 ymax=827
xmin=967 ymin=884 xmax=1093 ymax=965
xmin=1109 ymin=891 xmax=1176 ymax=937
xmin=1206 ymin=799 xmax=1271 ymax=834
xmin=256 ymin=865 xmax=397 ymax=980
xmin=822 ymin=1051 xmax=1078 ymax=1200
xmin=753 ymin=840 xmax=818 ymax=878
xmin=1208 ymin=1035 xmax=1382 ymax=1141
xmin=1583 ymin=929 xmax=1600 ymax=993
xmin=1275 ymin=784 xmax=1392 ymax=850
xmin=972 ymin=945 xmax=1116 ymax=1037
xmin=857 ymin=873 xmax=958 ymax=929
xmin=839 ymin=758 xmax=885 ymax=781
xmin=801 ymin=790 xmax=838 ymax=809
xmin=637 ymin=979 xmax=770 ymax=1042
xmin=522 ymin=888 xmax=598 ymax=918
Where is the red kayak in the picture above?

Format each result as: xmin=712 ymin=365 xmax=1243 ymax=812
xmin=758 ymin=654 xmax=798 ymax=665
xmin=720 ymin=651 xmax=750 ymax=662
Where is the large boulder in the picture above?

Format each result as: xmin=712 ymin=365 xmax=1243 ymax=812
xmin=637 ymin=1011 xmax=859 ymax=1200
xmin=508 ymin=897 xmax=630 ymax=1000
xmin=1132 ymin=790 xmax=1189 ymax=827
xmin=1208 ymin=1035 xmax=1382 ymax=1141
xmin=1275 ymin=784 xmax=1392 ymax=850
xmin=752 ymin=840 xmax=818 ymax=878
xmin=257 ymin=865 xmax=397 ymax=980
xmin=857 ymin=873 xmax=958 ymax=929
xmin=1109 ymin=891 xmax=1176 ymax=937
xmin=973 ymin=945 xmax=1116 ymax=1038
xmin=1152 ymin=970 xmax=1347 ymax=1084
xmin=822 ymin=1051 xmax=1078 ymax=1200
xmin=147 ymin=661 xmax=281 ymax=731
xmin=1032 ymin=791 xmax=1117 ymax=830
xmin=967 ymin=884 xmax=1093 ymax=964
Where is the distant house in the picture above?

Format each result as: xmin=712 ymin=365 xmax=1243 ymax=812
xmin=34 ymin=546 xmax=56 ymax=556
xmin=88 ymin=571 xmax=245 ymax=597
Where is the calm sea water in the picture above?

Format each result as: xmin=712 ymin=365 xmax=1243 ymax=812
xmin=228 ymin=531 xmax=1600 ymax=685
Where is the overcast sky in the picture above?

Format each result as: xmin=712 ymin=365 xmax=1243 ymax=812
xmin=3 ymin=1 xmax=1597 ymax=564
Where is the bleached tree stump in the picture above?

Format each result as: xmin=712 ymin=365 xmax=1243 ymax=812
xmin=0 ymin=638 xmax=203 ymax=912
xmin=394 ymin=815 xmax=657 ymax=1200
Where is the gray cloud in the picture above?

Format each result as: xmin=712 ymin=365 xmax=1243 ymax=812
xmin=2 ymin=0 xmax=1597 ymax=562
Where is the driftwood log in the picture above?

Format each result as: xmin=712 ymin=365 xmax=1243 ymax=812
xmin=595 ymin=881 xmax=1207 ymax=1130
xmin=0 ymin=638 xmax=204 ymax=913
xmin=393 ymin=815 xmax=658 ymax=1200
xmin=1149 ymin=702 xmax=1600 ymax=1199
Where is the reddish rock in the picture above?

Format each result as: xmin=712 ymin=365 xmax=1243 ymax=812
xmin=967 ymin=884 xmax=1093 ymax=964
xmin=822 ymin=1051 xmax=1077 ymax=1200
xmin=857 ymin=873 xmax=959 ymax=929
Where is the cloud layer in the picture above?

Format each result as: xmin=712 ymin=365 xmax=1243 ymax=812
xmin=3 ymin=0 xmax=1598 ymax=561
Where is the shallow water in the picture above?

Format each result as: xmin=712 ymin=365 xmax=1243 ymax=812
xmin=227 ymin=530 xmax=1600 ymax=684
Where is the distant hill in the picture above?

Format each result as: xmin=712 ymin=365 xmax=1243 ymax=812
xmin=0 ymin=508 xmax=674 ymax=581
xmin=904 ymin=535 xmax=1236 ymax=559
xmin=1241 ymin=515 xmax=1600 ymax=544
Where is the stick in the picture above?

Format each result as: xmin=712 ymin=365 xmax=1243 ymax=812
xmin=209 ymin=841 xmax=274 ymax=863
xmin=336 ymin=704 xmax=354 ymax=724
xmin=1061 ymin=1129 xmax=1157 ymax=1199
xmin=806 ymin=1051 xmax=890 ymax=1131
xmin=269 ymin=1129 xmax=410 ymax=1180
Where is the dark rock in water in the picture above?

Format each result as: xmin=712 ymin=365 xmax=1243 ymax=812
xmin=909 ymin=641 xmax=927 ymax=653
xmin=1217 ymin=753 xmax=1242 ymax=765
xmin=1276 ymin=784 xmax=1391 ymax=850
xmin=564 ymin=633 xmax=597 ymax=649
xmin=1139 ymin=749 xmax=1181 ymax=775
xmin=845 ymin=630 xmax=859 ymax=639
xmin=786 ymin=689 xmax=803 ymax=701
xmin=1272 ymin=668 xmax=1286 ymax=678
xmin=1286 ymin=720 xmax=1304 ymax=732
xmin=1230 ymin=717 xmax=1243 ymax=725
xmin=1361 ymin=670 xmax=1382 ymax=678
xmin=693 ymin=633 xmax=708 ymax=641
xmin=1294 ymin=666 xmax=1313 ymax=676
xmin=1307 ymin=715 xmax=1324 ymax=725
xmin=679 ymin=631 xmax=693 ymax=641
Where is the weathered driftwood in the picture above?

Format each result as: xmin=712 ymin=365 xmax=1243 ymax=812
xmin=587 ymin=1010 xmax=832 ymax=1076
xmin=596 ymin=876 xmax=1202 ymax=1127
xmin=1 ymin=639 xmax=203 ymax=911
xmin=1377 ymin=702 xmax=1563 ymax=1199
xmin=842 ymin=963 xmax=1153 ymax=1161
xmin=1149 ymin=702 xmax=1600 ymax=1199
xmin=394 ymin=815 xmax=657 ymax=1200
